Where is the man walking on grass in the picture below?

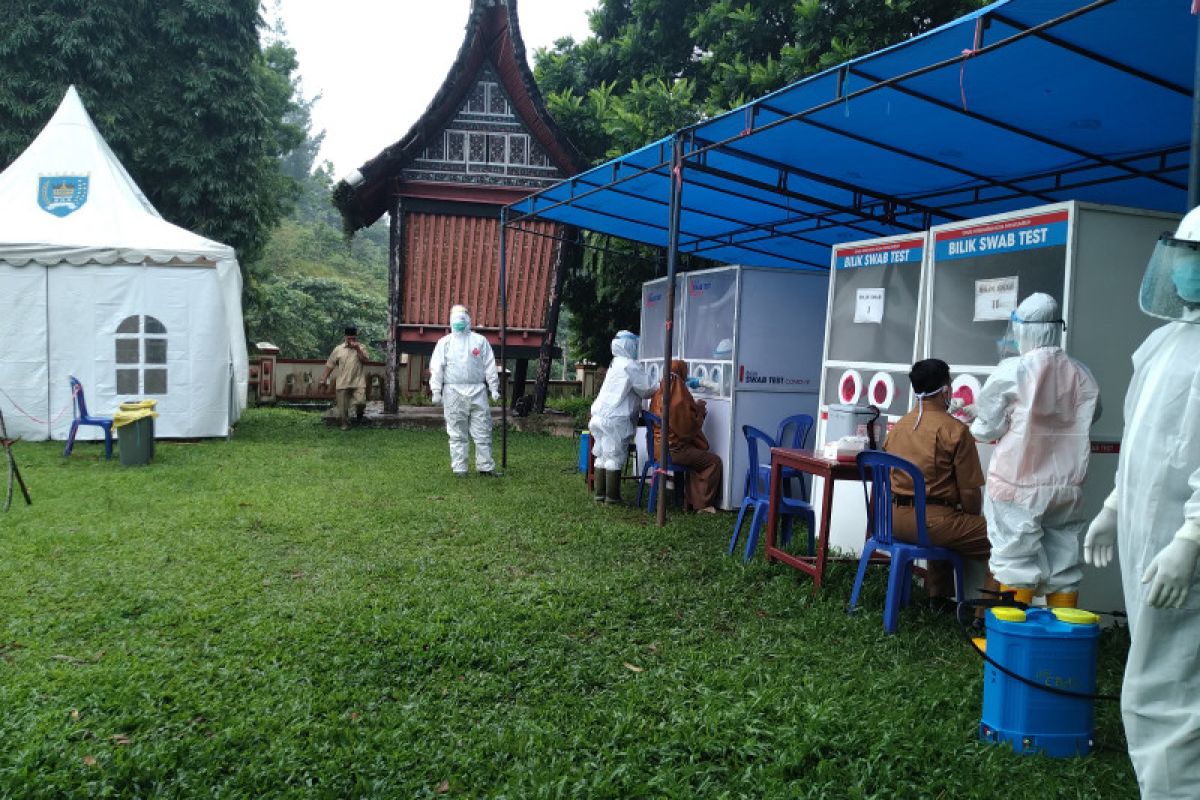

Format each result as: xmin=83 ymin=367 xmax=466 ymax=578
xmin=319 ymin=326 xmax=370 ymax=430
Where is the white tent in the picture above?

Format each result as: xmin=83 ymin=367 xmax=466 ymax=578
xmin=0 ymin=87 xmax=248 ymax=441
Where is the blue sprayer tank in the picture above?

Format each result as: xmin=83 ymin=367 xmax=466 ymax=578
xmin=578 ymin=430 xmax=591 ymax=474
xmin=979 ymin=606 xmax=1101 ymax=758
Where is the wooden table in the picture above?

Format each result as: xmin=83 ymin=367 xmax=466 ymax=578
xmin=763 ymin=448 xmax=865 ymax=588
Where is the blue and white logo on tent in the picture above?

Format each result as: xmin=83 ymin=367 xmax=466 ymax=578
xmin=38 ymin=175 xmax=88 ymax=217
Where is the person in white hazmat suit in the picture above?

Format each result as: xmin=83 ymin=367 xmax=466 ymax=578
xmin=958 ymin=293 xmax=1100 ymax=608
xmin=589 ymin=331 xmax=659 ymax=504
xmin=1082 ymin=208 xmax=1200 ymax=800
xmin=430 ymin=305 xmax=501 ymax=477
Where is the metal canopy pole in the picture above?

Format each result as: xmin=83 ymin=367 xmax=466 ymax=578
xmin=657 ymin=136 xmax=684 ymax=527
xmin=1190 ymin=11 xmax=1200 ymax=209
xmin=500 ymin=207 xmax=509 ymax=469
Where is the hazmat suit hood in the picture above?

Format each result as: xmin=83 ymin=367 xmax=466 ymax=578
xmin=449 ymin=304 xmax=471 ymax=334
xmin=999 ymin=293 xmax=1064 ymax=357
xmin=611 ymin=331 xmax=639 ymax=361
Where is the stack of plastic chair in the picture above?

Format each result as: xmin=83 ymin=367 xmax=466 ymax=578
xmin=728 ymin=425 xmax=815 ymax=562
xmin=636 ymin=411 xmax=687 ymax=511
xmin=776 ymin=413 xmax=815 ymax=502
xmin=63 ymin=376 xmax=113 ymax=459
xmin=848 ymin=450 xmax=965 ymax=634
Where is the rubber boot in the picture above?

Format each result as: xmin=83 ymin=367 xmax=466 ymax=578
xmin=1045 ymin=591 xmax=1079 ymax=609
xmin=604 ymin=469 xmax=623 ymax=505
xmin=593 ymin=469 xmax=607 ymax=502
xmin=1000 ymin=584 xmax=1035 ymax=606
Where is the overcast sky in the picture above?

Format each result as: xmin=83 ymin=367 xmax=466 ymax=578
xmin=273 ymin=0 xmax=597 ymax=179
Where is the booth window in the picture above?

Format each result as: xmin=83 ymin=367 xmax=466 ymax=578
xmin=115 ymin=315 xmax=167 ymax=394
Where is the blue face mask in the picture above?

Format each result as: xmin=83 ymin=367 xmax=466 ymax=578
xmin=1173 ymin=261 xmax=1200 ymax=303
xmin=451 ymin=320 xmax=467 ymax=333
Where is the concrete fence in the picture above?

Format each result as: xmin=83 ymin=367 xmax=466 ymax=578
xmin=248 ymin=343 xmax=598 ymax=406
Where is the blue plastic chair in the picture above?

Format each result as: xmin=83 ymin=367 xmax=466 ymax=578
xmin=848 ymin=451 xmax=965 ymax=634
xmin=741 ymin=413 xmax=816 ymax=500
xmin=776 ymin=413 xmax=815 ymax=502
xmin=636 ymin=411 xmax=687 ymax=511
xmin=64 ymin=376 xmax=113 ymax=459
xmin=728 ymin=425 xmax=816 ymax=562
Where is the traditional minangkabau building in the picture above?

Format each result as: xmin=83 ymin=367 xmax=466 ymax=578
xmin=333 ymin=0 xmax=584 ymax=413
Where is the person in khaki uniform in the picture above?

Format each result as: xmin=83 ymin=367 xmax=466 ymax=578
xmin=319 ymin=327 xmax=369 ymax=430
xmin=882 ymin=358 xmax=999 ymax=601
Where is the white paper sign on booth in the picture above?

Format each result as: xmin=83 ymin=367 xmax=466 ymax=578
xmin=973 ymin=276 xmax=1019 ymax=321
xmin=853 ymin=288 xmax=885 ymax=324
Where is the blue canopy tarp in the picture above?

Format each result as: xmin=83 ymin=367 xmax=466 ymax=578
xmin=508 ymin=0 xmax=1194 ymax=270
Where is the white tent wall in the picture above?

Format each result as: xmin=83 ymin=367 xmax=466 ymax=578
xmin=0 ymin=264 xmax=50 ymax=440
xmin=0 ymin=87 xmax=248 ymax=441
xmin=216 ymin=255 xmax=249 ymax=424
xmin=42 ymin=262 xmax=232 ymax=441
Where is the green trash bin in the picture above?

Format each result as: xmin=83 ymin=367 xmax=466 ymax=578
xmin=115 ymin=401 xmax=157 ymax=467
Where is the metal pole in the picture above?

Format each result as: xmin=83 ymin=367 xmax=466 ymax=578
xmin=1190 ymin=12 xmax=1200 ymax=209
xmin=500 ymin=207 xmax=509 ymax=469
xmin=657 ymin=136 xmax=684 ymax=527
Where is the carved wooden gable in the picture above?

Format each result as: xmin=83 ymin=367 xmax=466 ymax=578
xmin=404 ymin=63 xmax=563 ymax=189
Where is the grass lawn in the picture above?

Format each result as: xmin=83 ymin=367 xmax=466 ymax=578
xmin=0 ymin=407 xmax=1136 ymax=798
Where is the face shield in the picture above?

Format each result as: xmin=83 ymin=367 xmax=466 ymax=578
xmin=611 ymin=331 xmax=639 ymax=360
xmin=1140 ymin=232 xmax=1200 ymax=323
xmin=998 ymin=313 xmax=1066 ymax=358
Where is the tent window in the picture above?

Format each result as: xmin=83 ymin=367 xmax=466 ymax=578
xmin=144 ymin=369 xmax=167 ymax=394
xmin=145 ymin=339 xmax=167 ymax=364
xmin=115 ymin=339 xmax=139 ymax=364
xmin=116 ymin=369 xmax=139 ymax=394
xmin=114 ymin=315 xmax=168 ymax=395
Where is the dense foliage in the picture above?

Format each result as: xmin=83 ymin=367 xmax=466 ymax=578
xmin=533 ymin=0 xmax=987 ymax=361
xmin=243 ymin=158 xmax=390 ymax=359
xmin=0 ymin=0 xmax=306 ymax=266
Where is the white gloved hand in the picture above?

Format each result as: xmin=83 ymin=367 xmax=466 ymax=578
xmin=948 ymin=398 xmax=977 ymax=422
xmin=491 ymin=391 xmax=501 ymax=403
xmin=431 ymin=392 xmax=442 ymax=406
xmin=1083 ymin=505 xmax=1118 ymax=568
xmin=1142 ymin=536 xmax=1200 ymax=609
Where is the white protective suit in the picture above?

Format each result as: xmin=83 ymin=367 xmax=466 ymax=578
xmin=970 ymin=293 xmax=1100 ymax=593
xmin=1083 ymin=208 xmax=1200 ymax=799
xmin=1107 ymin=311 xmax=1200 ymax=798
xmin=588 ymin=332 xmax=658 ymax=471
xmin=429 ymin=306 xmax=501 ymax=474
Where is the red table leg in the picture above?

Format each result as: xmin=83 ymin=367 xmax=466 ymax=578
xmin=813 ymin=469 xmax=837 ymax=588
xmin=763 ymin=458 xmax=783 ymax=564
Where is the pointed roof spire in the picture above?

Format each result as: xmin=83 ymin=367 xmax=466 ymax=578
xmin=334 ymin=0 xmax=584 ymax=232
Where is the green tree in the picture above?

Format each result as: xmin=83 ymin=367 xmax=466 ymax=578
xmin=244 ymin=162 xmax=390 ymax=359
xmin=0 ymin=0 xmax=305 ymax=266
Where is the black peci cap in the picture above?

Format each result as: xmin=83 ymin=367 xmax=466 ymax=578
xmin=909 ymin=358 xmax=951 ymax=394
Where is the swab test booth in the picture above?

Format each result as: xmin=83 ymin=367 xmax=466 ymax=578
xmin=817 ymin=202 xmax=1177 ymax=612
xmin=814 ymin=232 xmax=929 ymax=562
xmin=927 ymin=201 xmax=1177 ymax=610
xmin=639 ymin=265 xmax=828 ymax=510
